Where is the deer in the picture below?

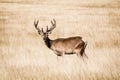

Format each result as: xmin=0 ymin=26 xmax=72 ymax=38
xmin=34 ymin=19 xmax=88 ymax=58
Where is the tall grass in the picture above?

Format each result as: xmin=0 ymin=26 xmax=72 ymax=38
xmin=0 ymin=0 xmax=120 ymax=80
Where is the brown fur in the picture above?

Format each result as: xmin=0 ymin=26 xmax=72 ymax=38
xmin=50 ymin=36 xmax=87 ymax=57
xmin=34 ymin=19 xmax=88 ymax=58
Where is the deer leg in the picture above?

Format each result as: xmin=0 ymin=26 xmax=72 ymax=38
xmin=83 ymin=53 xmax=88 ymax=59
xmin=53 ymin=50 xmax=62 ymax=56
xmin=82 ymin=42 xmax=88 ymax=58
xmin=74 ymin=49 xmax=85 ymax=61
xmin=53 ymin=51 xmax=59 ymax=61
xmin=55 ymin=50 xmax=64 ymax=56
xmin=80 ymin=47 xmax=84 ymax=56
xmin=74 ymin=49 xmax=81 ymax=57
xmin=74 ymin=43 xmax=84 ymax=57
xmin=54 ymin=50 xmax=64 ymax=61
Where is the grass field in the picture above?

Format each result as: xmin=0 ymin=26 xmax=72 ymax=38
xmin=0 ymin=0 xmax=120 ymax=80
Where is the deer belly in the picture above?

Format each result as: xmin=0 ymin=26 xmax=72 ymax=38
xmin=61 ymin=47 xmax=73 ymax=54
xmin=51 ymin=44 xmax=74 ymax=53
xmin=65 ymin=49 xmax=73 ymax=53
xmin=54 ymin=47 xmax=73 ymax=53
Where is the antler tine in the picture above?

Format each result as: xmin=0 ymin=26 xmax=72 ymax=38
xmin=34 ymin=20 xmax=40 ymax=30
xmin=34 ymin=20 xmax=42 ymax=35
xmin=47 ymin=19 xmax=56 ymax=32
xmin=41 ymin=28 xmax=44 ymax=33
xmin=53 ymin=18 xmax=56 ymax=24
xmin=46 ymin=26 xmax=48 ymax=32
xmin=34 ymin=20 xmax=39 ymax=28
xmin=51 ymin=18 xmax=56 ymax=26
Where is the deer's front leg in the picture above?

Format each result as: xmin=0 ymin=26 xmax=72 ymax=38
xmin=54 ymin=50 xmax=64 ymax=56
xmin=53 ymin=50 xmax=64 ymax=61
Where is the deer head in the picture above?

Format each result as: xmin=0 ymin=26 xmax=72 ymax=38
xmin=34 ymin=19 xmax=56 ymax=40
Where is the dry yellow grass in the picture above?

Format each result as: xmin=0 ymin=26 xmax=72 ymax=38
xmin=0 ymin=0 xmax=120 ymax=80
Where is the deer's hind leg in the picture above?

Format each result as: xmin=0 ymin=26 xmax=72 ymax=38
xmin=80 ymin=42 xmax=88 ymax=58
xmin=73 ymin=49 xmax=82 ymax=57
xmin=74 ymin=43 xmax=83 ymax=57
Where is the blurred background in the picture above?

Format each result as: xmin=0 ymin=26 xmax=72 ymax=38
xmin=0 ymin=0 xmax=120 ymax=80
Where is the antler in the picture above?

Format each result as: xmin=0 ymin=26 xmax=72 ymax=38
xmin=46 ymin=19 xmax=56 ymax=32
xmin=34 ymin=20 xmax=44 ymax=35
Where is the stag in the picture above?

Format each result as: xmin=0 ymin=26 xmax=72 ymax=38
xmin=34 ymin=19 xmax=88 ymax=58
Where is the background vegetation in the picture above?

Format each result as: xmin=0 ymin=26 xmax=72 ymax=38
xmin=0 ymin=0 xmax=120 ymax=80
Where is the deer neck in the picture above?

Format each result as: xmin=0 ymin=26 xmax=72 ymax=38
xmin=44 ymin=37 xmax=51 ymax=48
